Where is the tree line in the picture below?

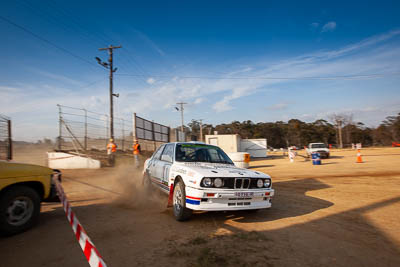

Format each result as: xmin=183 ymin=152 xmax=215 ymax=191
xmin=186 ymin=113 xmax=400 ymax=148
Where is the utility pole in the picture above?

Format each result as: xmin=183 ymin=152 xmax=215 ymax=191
xmin=337 ymin=119 xmax=343 ymax=149
xmin=176 ymin=102 xmax=187 ymax=132
xmin=198 ymin=119 xmax=203 ymax=142
xmin=84 ymin=108 xmax=87 ymax=151
xmin=7 ymin=119 xmax=12 ymax=160
xmin=57 ymin=104 xmax=62 ymax=150
xmin=96 ymin=45 xmax=121 ymax=141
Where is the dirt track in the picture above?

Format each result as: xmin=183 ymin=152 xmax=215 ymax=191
xmin=1 ymin=147 xmax=400 ymax=266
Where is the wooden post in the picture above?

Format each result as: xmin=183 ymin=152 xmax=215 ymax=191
xmin=7 ymin=119 xmax=12 ymax=160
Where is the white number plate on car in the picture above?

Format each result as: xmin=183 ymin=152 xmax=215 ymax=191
xmin=235 ymin=192 xmax=254 ymax=197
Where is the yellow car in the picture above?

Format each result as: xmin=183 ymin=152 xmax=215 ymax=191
xmin=0 ymin=161 xmax=61 ymax=236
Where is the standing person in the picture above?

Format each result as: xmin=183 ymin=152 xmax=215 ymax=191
xmin=133 ymin=139 xmax=141 ymax=168
xmin=107 ymin=138 xmax=117 ymax=166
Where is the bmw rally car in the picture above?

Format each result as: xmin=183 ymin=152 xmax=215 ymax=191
xmin=143 ymin=142 xmax=274 ymax=221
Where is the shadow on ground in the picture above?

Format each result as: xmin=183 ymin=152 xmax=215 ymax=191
xmin=1 ymin=178 xmax=400 ymax=267
xmin=190 ymin=178 xmax=333 ymax=224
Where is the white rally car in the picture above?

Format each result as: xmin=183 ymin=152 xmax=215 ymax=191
xmin=143 ymin=142 xmax=275 ymax=221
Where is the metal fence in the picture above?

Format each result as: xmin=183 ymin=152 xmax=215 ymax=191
xmin=0 ymin=114 xmax=12 ymax=160
xmin=133 ymin=113 xmax=170 ymax=142
xmin=57 ymin=105 xmax=134 ymax=153
xmin=133 ymin=113 xmax=171 ymax=151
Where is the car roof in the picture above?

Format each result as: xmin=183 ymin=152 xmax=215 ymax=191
xmin=165 ymin=141 xmax=208 ymax=145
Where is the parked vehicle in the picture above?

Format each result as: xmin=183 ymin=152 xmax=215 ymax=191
xmin=306 ymin=143 xmax=330 ymax=158
xmin=0 ymin=161 xmax=61 ymax=236
xmin=143 ymin=142 xmax=274 ymax=221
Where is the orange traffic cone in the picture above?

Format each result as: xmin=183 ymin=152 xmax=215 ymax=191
xmin=356 ymin=149 xmax=363 ymax=163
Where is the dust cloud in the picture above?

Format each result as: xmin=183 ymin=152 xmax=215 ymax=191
xmin=13 ymin=143 xmax=53 ymax=166
xmin=106 ymin=163 xmax=167 ymax=211
xmin=13 ymin=143 xmax=167 ymax=211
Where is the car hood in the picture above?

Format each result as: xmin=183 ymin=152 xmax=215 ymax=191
xmin=171 ymin=162 xmax=270 ymax=178
xmin=312 ymin=148 xmax=329 ymax=152
xmin=0 ymin=161 xmax=53 ymax=179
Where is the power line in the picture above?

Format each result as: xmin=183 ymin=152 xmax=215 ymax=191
xmin=77 ymin=78 xmax=106 ymax=90
xmin=0 ymin=15 xmax=99 ymax=69
xmin=4 ymin=7 xmax=399 ymax=84
xmin=42 ymin=0 xmax=151 ymax=85
xmin=13 ymin=1 xmax=167 ymax=88
xmin=116 ymin=72 xmax=400 ymax=81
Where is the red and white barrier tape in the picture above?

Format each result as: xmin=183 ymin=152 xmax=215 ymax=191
xmin=53 ymin=176 xmax=107 ymax=267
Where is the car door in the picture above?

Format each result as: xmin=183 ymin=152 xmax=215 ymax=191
xmin=148 ymin=144 xmax=165 ymax=182
xmin=157 ymin=144 xmax=174 ymax=190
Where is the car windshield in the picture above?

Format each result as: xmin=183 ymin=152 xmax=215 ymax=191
xmin=175 ymin=144 xmax=234 ymax=164
xmin=311 ymin=144 xmax=327 ymax=148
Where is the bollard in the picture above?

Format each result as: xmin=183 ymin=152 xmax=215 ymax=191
xmin=311 ymin=152 xmax=321 ymax=165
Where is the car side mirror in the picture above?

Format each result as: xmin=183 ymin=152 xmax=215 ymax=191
xmin=161 ymin=154 xmax=172 ymax=163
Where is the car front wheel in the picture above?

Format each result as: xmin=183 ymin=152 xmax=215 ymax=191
xmin=0 ymin=186 xmax=41 ymax=236
xmin=173 ymin=181 xmax=192 ymax=221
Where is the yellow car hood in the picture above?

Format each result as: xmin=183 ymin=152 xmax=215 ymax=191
xmin=0 ymin=161 xmax=53 ymax=179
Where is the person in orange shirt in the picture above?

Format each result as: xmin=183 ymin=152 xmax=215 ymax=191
xmin=107 ymin=138 xmax=117 ymax=166
xmin=132 ymin=139 xmax=141 ymax=168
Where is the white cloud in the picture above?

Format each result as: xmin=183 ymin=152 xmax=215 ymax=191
xmin=300 ymin=102 xmax=400 ymax=127
xmin=322 ymin=21 xmax=337 ymax=32
xmin=266 ymin=103 xmax=289 ymax=111
xmin=213 ymin=86 xmax=255 ymax=112
xmin=310 ymin=22 xmax=319 ymax=29
xmin=133 ymin=29 xmax=166 ymax=56
xmin=28 ymin=68 xmax=84 ymax=87
xmin=194 ymin=97 xmax=205 ymax=104
xmin=3 ymin=29 xmax=400 ymax=140
xmin=146 ymin=77 xmax=156 ymax=84
xmin=121 ymin=29 xmax=400 ymax=115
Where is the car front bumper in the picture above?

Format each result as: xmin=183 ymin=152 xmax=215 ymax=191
xmin=184 ymin=187 xmax=275 ymax=211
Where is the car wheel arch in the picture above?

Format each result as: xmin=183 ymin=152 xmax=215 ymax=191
xmin=173 ymin=175 xmax=185 ymax=188
xmin=0 ymin=182 xmax=45 ymax=201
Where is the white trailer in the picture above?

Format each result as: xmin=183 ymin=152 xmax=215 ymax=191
xmin=205 ymin=134 xmax=268 ymax=158
xmin=205 ymin=134 xmax=241 ymax=153
xmin=241 ymin=139 xmax=268 ymax=158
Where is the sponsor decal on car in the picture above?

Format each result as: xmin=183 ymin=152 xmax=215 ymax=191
xmin=172 ymin=168 xmax=187 ymax=174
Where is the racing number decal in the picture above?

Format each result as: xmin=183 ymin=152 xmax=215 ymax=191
xmin=163 ymin=165 xmax=171 ymax=183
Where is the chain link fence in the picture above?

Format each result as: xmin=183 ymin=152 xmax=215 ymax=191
xmin=0 ymin=114 xmax=12 ymax=160
xmin=57 ymin=105 xmax=133 ymax=154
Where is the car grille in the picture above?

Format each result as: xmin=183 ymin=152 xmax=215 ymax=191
xmin=213 ymin=178 xmax=263 ymax=189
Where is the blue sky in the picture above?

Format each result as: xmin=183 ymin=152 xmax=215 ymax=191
xmin=1 ymin=0 xmax=400 ymax=141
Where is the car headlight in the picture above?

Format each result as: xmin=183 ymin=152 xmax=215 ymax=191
xmin=214 ymin=178 xmax=223 ymax=188
xmin=202 ymin=178 xmax=213 ymax=187
xmin=257 ymin=179 xmax=264 ymax=188
xmin=264 ymin=178 xmax=271 ymax=188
